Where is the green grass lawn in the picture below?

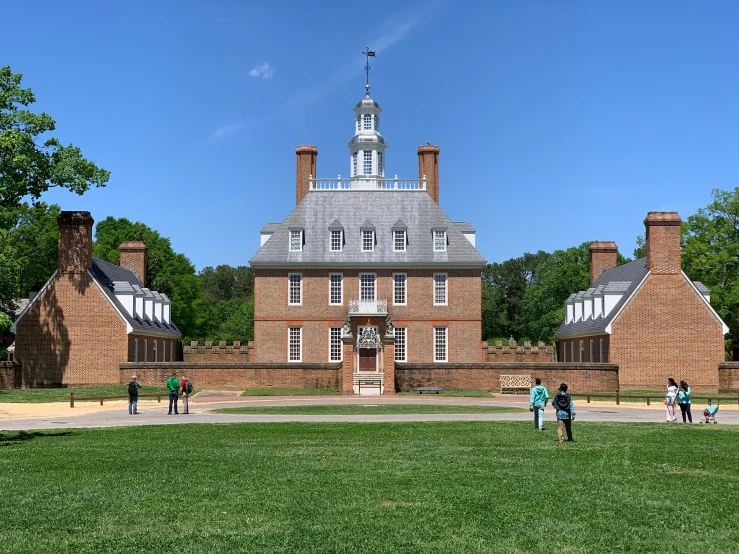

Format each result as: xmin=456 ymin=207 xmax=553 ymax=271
xmin=240 ymin=388 xmax=340 ymax=396
xmin=574 ymin=390 xmax=737 ymax=404
xmin=1 ymin=422 xmax=738 ymax=553
xmin=213 ymin=404 xmax=525 ymax=415
xmin=397 ymin=389 xmax=496 ymax=398
xmin=0 ymin=385 xmax=176 ymax=403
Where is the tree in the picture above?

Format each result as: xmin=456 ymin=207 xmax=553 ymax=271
xmin=0 ymin=311 xmax=12 ymax=359
xmin=199 ymin=265 xmax=254 ymax=303
xmin=0 ymin=66 xmax=110 ymax=208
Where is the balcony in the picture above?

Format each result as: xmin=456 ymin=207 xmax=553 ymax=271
xmin=309 ymin=175 xmax=426 ymax=191
xmin=348 ymin=298 xmax=388 ymax=316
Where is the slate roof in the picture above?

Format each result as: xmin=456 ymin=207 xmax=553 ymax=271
xmin=249 ymin=191 xmax=487 ymax=268
xmin=453 ymin=222 xmax=476 ymax=233
xmin=694 ymin=282 xmax=710 ymax=295
xmin=555 ymin=258 xmax=649 ymax=337
xmin=89 ymin=257 xmax=181 ymax=337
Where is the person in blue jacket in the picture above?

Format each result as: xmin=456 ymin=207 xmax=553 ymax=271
xmin=551 ymin=383 xmax=576 ymax=443
xmin=677 ymin=380 xmax=692 ymax=423
xmin=529 ymin=378 xmax=549 ymax=431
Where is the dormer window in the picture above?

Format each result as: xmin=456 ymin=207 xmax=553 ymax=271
xmin=289 ymin=230 xmax=303 ymax=252
xmin=362 ymin=230 xmax=375 ymax=252
xmin=434 ymin=230 xmax=447 ymax=252
xmin=330 ymin=230 xmax=343 ymax=252
xmin=394 ymin=230 xmax=406 ymax=252
xmin=363 ymin=114 xmax=372 ymax=130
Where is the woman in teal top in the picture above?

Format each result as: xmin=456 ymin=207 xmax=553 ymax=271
xmin=677 ymin=380 xmax=692 ymax=423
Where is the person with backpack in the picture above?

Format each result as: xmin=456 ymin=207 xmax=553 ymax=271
xmin=529 ymin=378 xmax=549 ymax=431
xmin=128 ymin=375 xmax=141 ymax=415
xmin=551 ymin=382 xmax=576 ymax=443
xmin=677 ymin=380 xmax=692 ymax=423
xmin=180 ymin=374 xmax=192 ymax=415
xmin=166 ymin=372 xmax=180 ymax=415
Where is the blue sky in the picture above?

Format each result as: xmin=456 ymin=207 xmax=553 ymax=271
xmin=3 ymin=1 xmax=739 ymax=270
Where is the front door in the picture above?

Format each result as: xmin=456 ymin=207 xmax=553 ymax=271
xmin=359 ymin=348 xmax=377 ymax=372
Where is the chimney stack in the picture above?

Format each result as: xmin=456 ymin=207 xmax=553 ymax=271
xmin=119 ymin=241 xmax=148 ymax=286
xmin=418 ymin=144 xmax=440 ymax=204
xmin=589 ymin=241 xmax=618 ymax=284
xmin=57 ymin=211 xmax=94 ymax=274
xmin=295 ymin=145 xmax=317 ymax=205
xmin=644 ymin=212 xmax=682 ymax=274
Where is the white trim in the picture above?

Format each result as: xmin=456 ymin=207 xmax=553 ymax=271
xmin=393 ymin=273 xmax=407 ymax=306
xmin=288 ymin=326 xmax=302 ymax=362
xmin=88 ymin=271 xmax=134 ymax=333
xmin=330 ymin=229 xmax=343 ymax=252
xmin=433 ymin=273 xmax=448 ymax=306
xmin=328 ymin=326 xmax=343 ymax=362
xmin=359 ymin=272 xmax=377 ymax=302
xmin=288 ymin=273 xmax=303 ymax=306
xmin=433 ymin=230 xmax=447 ymax=252
xmin=10 ymin=270 xmax=58 ymax=333
xmin=289 ymin=230 xmax=303 ymax=252
xmin=604 ymin=270 xmax=651 ymax=334
xmin=394 ymin=326 xmax=407 ymax=362
xmin=434 ymin=326 xmax=448 ymax=362
xmin=328 ymin=272 xmax=343 ymax=305
xmin=361 ymin=229 xmax=375 ymax=252
xmin=393 ymin=230 xmax=406 ymax=252
xmin=682 ymin=271 xmax=730 ymax=335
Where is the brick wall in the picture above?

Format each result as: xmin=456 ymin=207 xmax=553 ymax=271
xmin=183 ymin=341 xmax=253 ymax=362
xmin=0 ymin=361 xmax=21 ymax=389
xmin=483 ymin=340 xmax=556 ymax=362
xmin=718 ymin=362 xmax=739 ymax=391
xmin=119 ymin=362 xmax=341 ymax=391
xmin=589 ymin=241 xmax=618 ymax=285
xmin=395 ymin=362 xmax=619 ymax=393
xmin=611 ymin=274 xmax=724 ymax=391
xmin=418 ymin=145 xmax=440 ymax=204
xmin=127 ymin=335 xmax=180 ymax=363
xmin=557 ymin=335 xmax=610 ymax=363
xmin=296 ymin=145 xmax=317 ymax=205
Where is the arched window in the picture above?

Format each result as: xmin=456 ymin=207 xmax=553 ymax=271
xmin=363 ymin=114 xmax=372 ymax=130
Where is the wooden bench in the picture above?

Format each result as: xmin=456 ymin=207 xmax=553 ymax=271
xmin=500 ymin=375 xmax=532 ymax=395
xmin=415 ymin=387 xmax=442 ymax=394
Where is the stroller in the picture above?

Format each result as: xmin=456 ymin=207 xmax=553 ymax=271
xmin=701 ymin=400 xmax=719 ymax=424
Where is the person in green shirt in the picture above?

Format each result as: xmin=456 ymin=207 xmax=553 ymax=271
xmin=529 ymin=378 xmax=549 ymax=431
xmin=166 ymin=372 xmax=180 ymax=415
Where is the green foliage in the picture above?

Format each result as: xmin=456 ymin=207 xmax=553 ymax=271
xmin=199 ymin=264 xmax=254 ymax=302
xmin=0 ymin=311 xmax=11 ymax=358
xmin=0 ymin=66 xmax=109 ymax=208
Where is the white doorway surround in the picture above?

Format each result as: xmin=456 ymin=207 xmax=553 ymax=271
xmin=353 ymin=326 xmax=384 ymax=395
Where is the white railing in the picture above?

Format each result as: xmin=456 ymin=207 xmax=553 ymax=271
xmin=348 ymin=298 xmax=388 ymax=315
xmin=310 ymin=175 xmax=426 ymax=191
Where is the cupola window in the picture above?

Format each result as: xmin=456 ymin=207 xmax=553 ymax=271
xmin=363 ymin=114 xmax=372 ymax=130
xmin=363 ymin=151 xmax=372 ymax=174
xmin=352 ymin=152 xmax=358 ymax=175
xmin=377 ymin=152 xmax=383 ymax=174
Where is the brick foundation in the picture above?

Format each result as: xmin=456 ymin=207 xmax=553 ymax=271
xmin=718 ymin=362 xmax=739 ymax=392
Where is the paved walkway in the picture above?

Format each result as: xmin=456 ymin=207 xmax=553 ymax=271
xmin=2 ymin=393 xmax=737 ymax=430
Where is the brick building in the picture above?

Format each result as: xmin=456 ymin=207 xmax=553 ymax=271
xmin=250 ymin=82 xmax=486 ymax=395
xmin=555 ymin=212 xmax=728 ymax=391
xmin=12 ymin=211 xmax=181 ymax=386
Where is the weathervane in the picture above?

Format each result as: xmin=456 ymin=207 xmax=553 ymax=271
xmin=362 ymin=45 xmax=376 ymax=92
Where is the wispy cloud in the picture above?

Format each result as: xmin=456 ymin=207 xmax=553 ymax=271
xmin=249 ymin=62 xmax=274 ymax=80
xmin=209 ymin=122 xmax=249 ymax=141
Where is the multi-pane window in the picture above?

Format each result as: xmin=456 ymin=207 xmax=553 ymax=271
xmin=288 ymin=273 xmax=302 ymax=305
xmin=394 ymin=230 xmax=406 ymax=252
xmin=377 ymin=152 xmax=383 ymax=174
xmin=360 ymin=273 xmax=376 ymax=301
xmin=362 ymin=230 xmax=374 ymax=251
xmin=363 ymin=114 xmax=372 ymax=130
xmin=393 ymin=273 xmax=406 ymax=305
xmin=363 ymin=151 xmax=372 ymax=174
xmin=289 ymin=230 xmax=302 ymax=251
xmin=352 ymin=151 xmax=357 ymax=175
xmin=288 ymin=327 xmax=302 ymax=362
xmin=434 ymin=273 xmax=447 ymax=305
xmin=434 ymin=230 xmax=446 ymax=251
xmin=330 ymin=230 xmax=342 ymax=251
xmin=394 ymin=326 xmax=406 ymax=362
xmin=329 ymin=273 xmax=343 ymax=305
xmin=434 ymin=326 xmax=447 ymax=362
xmin=329 ymin=327 xmax=342 ymax=362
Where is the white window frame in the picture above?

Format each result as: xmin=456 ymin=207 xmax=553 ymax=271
xmin=289 ymin=230 xmax=303 ymax=252
xmin=433 ymin=273 xmax=448 ymax=306
xmin=363 ymin=114 xmax=372 ymax=130
xmin=393 ymin=273 xmax=407 ymax=306
xmin=153 ymin=339 xmax=158 ymax=362
xmin=330 ymin=230 xmax=343 ymax=252
xmin=393 ymin=230 xmax=406 ymax=252
xmin=288 ymin=326 xmax=302 ymax=362
xmin=362 ymin=230 xmax=375 ymax=252
xmin=134 ymin=338 xmax=139 ymax=362
xmin=363 ymin=151 xmax=372 ymax=174
xmin=329 ymin=273 xmax=343 ymax=305
xmin=288 ymin=273 xmax=302 ymax=306
xmin=359 ymin=273 xmax=376 ymax=302
xmin=329 ymin=327 xmax=343 ymax=362
xmin=394 ymin=326 xmax=407 ymax=362
xmin=144 ymin=339 xmax=148 ymax=362
xmin=434 ymin=230 xmax=447 ymax=252
xmin=434 ymin=326 xmax=448 ymax=362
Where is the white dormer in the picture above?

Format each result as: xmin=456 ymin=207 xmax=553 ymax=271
xmin=603 ymin=281 xmax=631 ymax=316
xmin=142 ymin=288 xmax=154 ymax=320
xmin=592 ymin=285 xmax=604 ymax=319
xmin=113 ymin=281 xmax=134 ymax=317
xmin=574 ymin=293 xmax=583 ymax=322
xmin=583 ymin=289 xmax=594 ymax=321
xmin=161 ymin=294 xmax=172 ymax=325
xmin=565 ymin=295 xmax=575 ymax=324
xmin=132 ymin=285 xmax=145 ymax=319
xmin=153 ymin=291 xmax=163 ymax=322
xmin=260 ymin=224 xmax=279 ymax=247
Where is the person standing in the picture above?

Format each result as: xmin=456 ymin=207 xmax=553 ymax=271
xmin=664 ymin=377 xmax=678 ymax=423
xmin=551 ymin=383 xmax=576 ymax=443
xmin=677 ymin=380 xmax=692 ymax=423
xmin=180 ymin=374 xmax=190 ymax=415
xmin=529 ymin=378 xmax=549 ymax=431
xmin=167 ymin=372 xmax=180 ymax=415
xmin=127 ymin=375 xmax=141 ymax=415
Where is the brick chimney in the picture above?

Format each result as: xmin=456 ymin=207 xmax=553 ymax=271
xmin=296 ymin=145 xmax=317 ymax=205
xmin=589 ymin=241 xmax=618 ymax=284
xmin=644 ymin=212 xmax=682 ymax=274
xmin=57 ymin=211 xmax=94 ymax=274
xmin=418 ymin=144 xmax=440 ymax=204
xmin=119 ymin=241 xmax=148 ymax=286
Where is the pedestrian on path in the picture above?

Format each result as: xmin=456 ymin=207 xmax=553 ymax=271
xmin=664 ymin=377 xmax=678 ymax=423
xmin=677 ymin=380 xmax=692 ymax=423
xmin=167 ymin=372 xmax=180 ymax=415
xmin=127 ymin=375 xmax=141 ymax=415
xmin=529 ymin=378 xmax=549 ymax=431
xmin=552 ymin=383 xmax=576 ymax=443
xmin=180 ymin=374 xmax=191 ymax=415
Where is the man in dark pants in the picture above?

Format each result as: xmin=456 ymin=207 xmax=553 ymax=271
xmin=167 ymin=372 xmax=180 ymax=414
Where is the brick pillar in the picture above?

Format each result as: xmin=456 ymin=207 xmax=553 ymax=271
xmin=644 ymin=212 xmax=682 ymax=274
xmin=296 ymin=145 xmax=318 ymax=205
xmin=119 ymin=241 xmax=148 ymax=286
xmin=341 ymin=339 xmax=354 ymax=395
xmin=57 ymin=211 xmax=94 ymax=274
xmin=589 ymin=241 xmax=618 ymax=284
xmin=418 ymin=145 xmax=440 ymax=204
xmin=382 ymin=337 xmax=395 ymax=395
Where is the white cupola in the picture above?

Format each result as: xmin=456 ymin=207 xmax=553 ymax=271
xmin=349 ymin=82 xmax=387 ymax=179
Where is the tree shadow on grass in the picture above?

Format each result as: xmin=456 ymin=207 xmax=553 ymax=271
xmin=0 ymin=430 xmax=74 ymax=446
